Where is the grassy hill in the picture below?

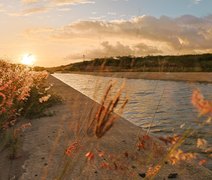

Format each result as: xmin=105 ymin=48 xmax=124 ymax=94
xmin=35 ymin=54 xmax=212 ymax=73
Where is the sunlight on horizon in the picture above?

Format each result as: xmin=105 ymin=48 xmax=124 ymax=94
xmin=21 ymin=54 xmax=36 ymax=66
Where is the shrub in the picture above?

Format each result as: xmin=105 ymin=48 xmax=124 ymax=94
xmin=0 ymin=60 xmax=61 ymax=129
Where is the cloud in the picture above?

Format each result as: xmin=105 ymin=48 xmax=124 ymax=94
xmin=9 ymin=6 xmax=49 ymax=16
xmin=67 ymin=41 xmax=163 ymax=60
xmin=66 ymin=41 xmax=132 ymax=60
xmin=53 ymin=0 xmax=95 ymax=6
xmin=87 ymin=41 xmax=134 ymax=58
xmin=134 ymin=43 xmax=162 ymax=54
xmin=24 ymin=27 xmax=54 ymax=39
xmin=20 ymin=0 xmax=94 ymax=4
xmin=51 ymin=15 xmax=212 ymax=50
xmin=0 ymin=3 xmax=6 ymax=13
xmin=7 ymin=0 xmax=94 ymax=16
xmin=193 ymin=0 xmax=202 ymax=4
xmin=21 ymin=0 xmax=39 ymax=4
xmin=23 ymin=15 xmax=212 ymax=60
xmin=22 ymin=6 xmax=49 ymax=15
xmin=57 ymin=7 xmax=71 ymax=11
xmin=107 ymin=12 xmax=117 ymax=16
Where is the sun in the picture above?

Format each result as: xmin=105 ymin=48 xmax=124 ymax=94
xmin=21 ymin=54 xmax=36 ymax=66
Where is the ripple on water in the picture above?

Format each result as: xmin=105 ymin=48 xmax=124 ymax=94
xmin=53 ymin=73 xmax=212 ymax=170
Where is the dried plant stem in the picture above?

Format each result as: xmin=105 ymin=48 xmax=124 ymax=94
xmin=87 ymin=81 xmax=127 ymax=138
xmin=147 ymin=87 xmax=166 ymax=135
xmin=147 ymin=129 xmax=193 ymax=180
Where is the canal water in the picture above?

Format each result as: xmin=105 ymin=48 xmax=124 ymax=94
xmin=53 ymin=73 xmax=212 ymax=169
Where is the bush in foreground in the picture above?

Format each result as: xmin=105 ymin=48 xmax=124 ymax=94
xmin=0 ymin=60 xmax=61 ymax=157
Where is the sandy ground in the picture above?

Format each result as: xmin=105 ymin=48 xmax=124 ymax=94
xmin=69 ymin=72 xmax=212 ymax=83
xmin=0 ymin=75 xmax=212 ymax=180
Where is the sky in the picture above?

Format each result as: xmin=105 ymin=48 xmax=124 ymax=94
xmin=0 ymin=0 xmax=212 ymax=67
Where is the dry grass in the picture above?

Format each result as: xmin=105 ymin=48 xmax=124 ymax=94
xmin=87 ymin=81 xmax=128 ymax=138
xmin=58 ymin=84 xmax=212 ymax=179
xmin=2 ymin=64 xmax=211 ymax=179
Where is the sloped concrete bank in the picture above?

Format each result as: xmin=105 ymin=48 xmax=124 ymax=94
xmin=69 ymin=72 xmax=212 ymax=83
xmin=1 ymin=75 xmax=211 ymax=180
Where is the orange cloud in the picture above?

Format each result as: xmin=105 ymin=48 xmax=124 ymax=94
xmin=8 ymin=0 xmax=94 ymax=16
xmin=46 ymin=15 xmax=212 ymax=52
xmin=21 ymin=15 xmax=212 ymax=64
xmin=9 ymin=7 xmax=49 ymax=16
xmin=53 ymin=0 xmax=95 ymax=6
xmin=67 ymin=41 xmax=162 ymax=60
xmin=23 ymin=6 xmax=49 ymax=15
xmin=21 ymin=0 xmax=39 ymax=4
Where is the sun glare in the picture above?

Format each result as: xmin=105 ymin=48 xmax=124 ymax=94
xmin=21 ymin=54 xmax=36 ymax=66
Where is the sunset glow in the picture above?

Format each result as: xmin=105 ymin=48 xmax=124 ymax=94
xmin=0 ymin=0 xmax=211 ymax=67
xmin=21 ymin=54 xmax=36 ymax=66
xmin=1 ymin=1 xmax=212 ymax=178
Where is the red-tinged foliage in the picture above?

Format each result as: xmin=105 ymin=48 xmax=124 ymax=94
xmin=108 ymin=154 xmax=115 ymax=159
xmin=137 ymin=135 xmax=150 ymax=150
xmin=85 ymin=152 xmax=94 ymax=161
xmin=65 ymin=141 xmax=81 ymax=157
xmin=158 ymin=135 xmax=181 ymax=145
xmin=100 ymin=162 xmax=110 ymax=169
xmin=146 ymin=165 xmax=161 ymax=178
xmin=13 ymin=122 xmax=32 ymax=138
xmin=192 ymin=89 xmax=212 ymax=116
xmin=0 ymin=60 xmax=51 ymax=129
xmin=98 ymin=151 xmax=105 ymax=158
xmin=199 ymin=159 xmax=207 ymax=166
xmin=169 ymin=149 xmax=196 ymax=165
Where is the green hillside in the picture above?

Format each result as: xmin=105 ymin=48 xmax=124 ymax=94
xmin=35 ymin=54 xmax=212 ymax=72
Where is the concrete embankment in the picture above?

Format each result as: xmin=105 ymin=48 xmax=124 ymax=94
xmin=69 ymin=72 xmax=212 ymax=83
xmin=1 ymin=75 xmax=211 ymax=179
